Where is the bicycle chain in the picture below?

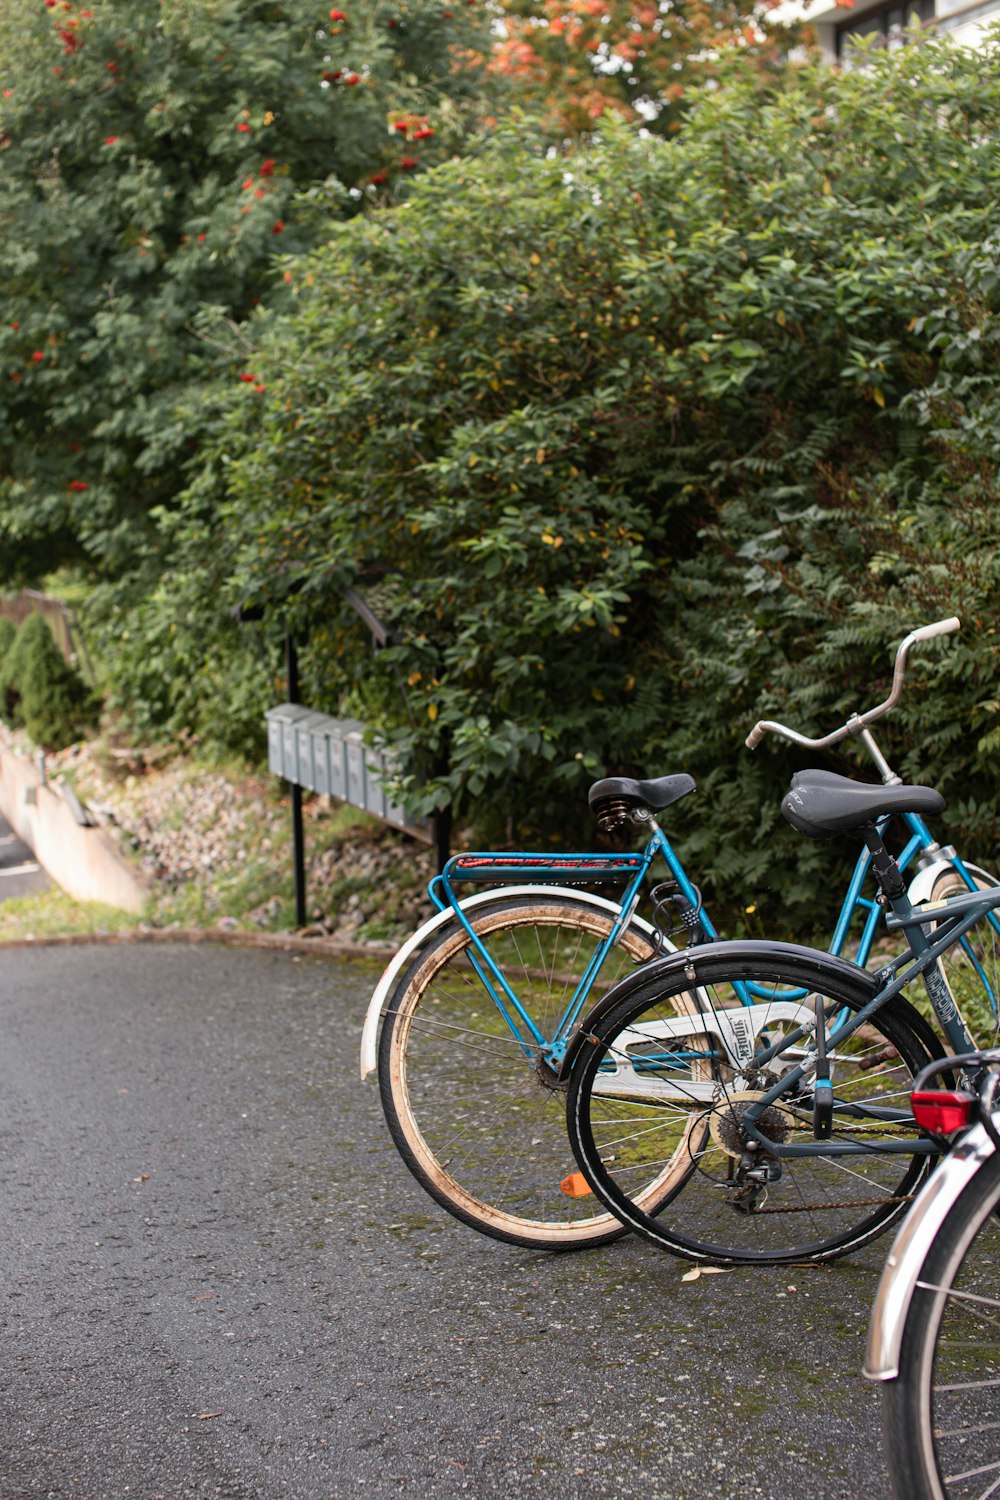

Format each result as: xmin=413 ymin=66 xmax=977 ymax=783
xmin=747 ymin=1193 xmax=915 ymax=1215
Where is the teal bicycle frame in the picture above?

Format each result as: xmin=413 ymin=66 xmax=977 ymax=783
xmin=426 ymin=807 xmax=997 ymax=1074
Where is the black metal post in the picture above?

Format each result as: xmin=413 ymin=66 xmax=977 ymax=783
xmin=285 ymin=632 xmax=307 ymax=928
xmin=432 ymin=735 xmax=452 ymax=874
xmin=433 ymin=806 xmax=452 ymax=876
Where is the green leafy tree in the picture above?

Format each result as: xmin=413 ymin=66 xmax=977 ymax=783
xmin=0 ymin=0 xmax=494 ymax=583
xmin=212 ymin=32 xmax=1000 ymax=876
xmin=82 ymin=33 xmax=1000 ymax=923
xmin=0 ymin=609 xmax=92 ymax=742
xmin=0 ymin=614 xmax=15 ymax=719
xmin=17 ymin=613 xmax=95 ymax=748
xmin=0 ymin=611 xmax=51 ymax=725
xmin=199 ymin=122 xmax=679 ymax=838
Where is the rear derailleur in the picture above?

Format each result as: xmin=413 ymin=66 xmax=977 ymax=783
xmin=724 ymin=1149 xmax=783 ymax=1215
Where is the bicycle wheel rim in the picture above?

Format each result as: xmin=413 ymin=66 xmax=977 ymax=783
xmin=567 ymin=942 xmax=940 ymax=1265
xmin=378 ymin=895 xmax=661 ymax=1249
xmin=885 ymin=1154 xmax=1000 ymax=1500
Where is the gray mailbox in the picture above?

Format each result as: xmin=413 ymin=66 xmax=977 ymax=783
xmin=294 ymin=712 xmax=330 ymax=793
xmin=364 ymin=745 xmax=389 ymax=820
xmin=327 ymin=726 xmax=349 ymax=801
xmin=309 ymin=720 xmax=333 ymax=798
xmin=265 ymin=706 xmax=428 ymax=840
xmin=344 ymin=725 xmax=367 ymax=809
xmin=265 ymin=704 xmax=313 ymax=781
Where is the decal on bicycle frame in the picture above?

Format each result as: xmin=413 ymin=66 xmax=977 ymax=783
xmin=447 ymin=853 xmax=647 ymax=882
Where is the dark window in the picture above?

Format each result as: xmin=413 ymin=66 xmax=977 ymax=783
xmin=836 ymin=0 xmax=935 ymax=57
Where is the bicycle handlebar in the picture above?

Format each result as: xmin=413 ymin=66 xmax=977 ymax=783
xmin=745 ymin=617 xmax=960 ymax=752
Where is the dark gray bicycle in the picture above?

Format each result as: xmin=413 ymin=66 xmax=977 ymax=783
xmin=565 ymin=771 xmax=1000 ymax=1266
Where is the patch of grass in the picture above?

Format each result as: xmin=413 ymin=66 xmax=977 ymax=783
xmin=0 ymin=889 xmax=145 ymax=941
xmin=356 ymin=916 xmax=403 ymax=942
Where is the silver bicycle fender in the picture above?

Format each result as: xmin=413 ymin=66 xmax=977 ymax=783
xmin=358 ymin=886 xmax=659 ymax=1081
xmin=864 ymin=1122 xmax=996 ymax=1381
xmin=906 ymin=858 xmax=995 ymax=907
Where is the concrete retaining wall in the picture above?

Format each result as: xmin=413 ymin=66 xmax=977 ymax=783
xmin=0 ymin=737 xmax=149 ymax=913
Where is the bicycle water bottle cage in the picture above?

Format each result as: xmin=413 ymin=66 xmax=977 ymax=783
xmin=650 ymin=881 xmax=704 ymax=950
xmin=588 ymin=773 xmax=696 ymax=833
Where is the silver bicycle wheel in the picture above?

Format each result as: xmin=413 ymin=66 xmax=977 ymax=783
xmin=882 ymin=1150 xmax=1000 ymax=1500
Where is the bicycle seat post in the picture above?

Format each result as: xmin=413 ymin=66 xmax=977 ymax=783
xmin=861 ymin=823 xmax=908 ymax=906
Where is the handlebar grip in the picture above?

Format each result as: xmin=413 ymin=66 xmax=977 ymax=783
xmin=745 ymin=723 xmax=766 ymax=751
xmin=909 ymin=616 xmax=961 ymax=643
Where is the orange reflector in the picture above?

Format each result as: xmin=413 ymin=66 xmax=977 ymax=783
xmin=560 ymin=1172 xmax=594 ymax=1199
xmin=911 ymin=1090 xmax=976 ymax=1135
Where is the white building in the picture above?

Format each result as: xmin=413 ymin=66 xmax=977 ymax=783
xmin=773 ymin=0 xmax=1000 ymax=62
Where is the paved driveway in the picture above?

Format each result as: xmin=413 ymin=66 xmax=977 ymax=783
xmin=0 ymin=814 xmax=48 ymax=902
xmin=0 ymin=942 xmax=892 ymax=1499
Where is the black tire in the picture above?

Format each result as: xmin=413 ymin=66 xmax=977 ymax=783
xmin=882 ymin=1150 xmax=1000 ymax=1500
xmin=378 ymin=894 xmax=672 ymax=1250
xmin=928 ymin=866 xmax=1000 ymax=1052
xmin=566 ymin=940 xmax=943 ymax=1265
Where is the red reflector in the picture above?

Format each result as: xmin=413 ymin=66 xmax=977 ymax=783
xmin=911 ymin=1090 xmax=976 ymax=1134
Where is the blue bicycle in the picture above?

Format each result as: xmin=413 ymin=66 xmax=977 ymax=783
xmin=364 ymin=619 xmax=997 ymax=1250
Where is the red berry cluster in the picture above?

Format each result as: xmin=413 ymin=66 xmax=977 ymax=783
xmin=369 ymin=118 xmax=437 ymax=186
xmin=44 ymin=2 xmax=93 ymax=56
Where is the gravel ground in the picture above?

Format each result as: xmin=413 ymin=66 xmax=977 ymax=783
xmin=41 ymin=737 xmax=436 ymax=941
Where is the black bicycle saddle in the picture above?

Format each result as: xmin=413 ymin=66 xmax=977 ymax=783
xmin=782 ymin=769 xmax=945 ymax=839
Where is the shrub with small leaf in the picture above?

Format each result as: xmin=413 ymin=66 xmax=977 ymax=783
xmin=0 ymin=617 xmax=15 ymax=693
xmin=3 ymin=613 xmax=94 ymax=750
xmin=0 ymin=612 xmax=48 ymax=726
xmin=200 ymin=31 xmax=1000 ymax=918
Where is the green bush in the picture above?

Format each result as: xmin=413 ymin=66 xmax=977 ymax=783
xmin=0 ymin=616 xmax=15 ymax=725
xmin=0 ymin=612 xmax=49 ymax=726
xmin=109 ymin=33 xmax=1000 ymax=926
xmin=0 ymin=0 xmax=496 ymax=591
xmin=2 ymin=613 xmax=94 ymax=750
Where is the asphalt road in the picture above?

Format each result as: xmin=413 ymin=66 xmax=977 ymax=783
xmin=0 ymin=942 xmax=895 ymax=1499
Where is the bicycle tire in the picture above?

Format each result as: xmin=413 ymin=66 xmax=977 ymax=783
xmin=377 ymin=893 xmax=686 ymax=1250
xmin=881 ymin=1150 xmax=1000 ymax=1500
xmin=566 ymin=940 xmax=943 ymax=1265
xmin=929 ymin=866 xmax=1000 ymax=1052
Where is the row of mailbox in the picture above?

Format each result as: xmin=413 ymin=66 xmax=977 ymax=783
xmin=265 ymin=704 xmax=427 ymax=834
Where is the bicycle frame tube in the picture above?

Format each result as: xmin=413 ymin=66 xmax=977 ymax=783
xmin=739 ymin=886 xmax=1000 ymax=1159
xmin=649 ymin=827 xmax=723 ymax=942
xmin=432 ymin=843 xmax=659 ymax=1064
xmin=828 ymin=813 xmax=935 ymax=966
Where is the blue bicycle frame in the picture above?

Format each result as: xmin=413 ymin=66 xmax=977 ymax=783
xmin=424 ymin=809 xmax=998 ymax=1073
